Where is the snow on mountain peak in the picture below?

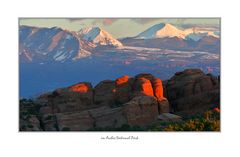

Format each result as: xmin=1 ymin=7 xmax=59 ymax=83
xmin=136 ymin=23 xmax=186 ymax=39
xmin=78 ymin=27 xmax=123 ymax=47
xmin=184 ymin=27 xmax=220 ymax=41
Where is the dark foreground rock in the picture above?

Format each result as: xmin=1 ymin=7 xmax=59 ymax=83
xmin=19 ymin=69 xmax=220 ymax=131
xmin=165 ymin=69 xmax=220 ymax=116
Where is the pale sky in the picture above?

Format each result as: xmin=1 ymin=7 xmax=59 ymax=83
xmin=19 ymin=18 xmax=220 ymax=38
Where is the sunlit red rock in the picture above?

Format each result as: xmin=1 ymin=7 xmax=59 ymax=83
xmin=37 ymin=82 xmax=94 ymax=114
xmin=116 ymin=75 xmax=129 ymax=85
xmin=68 ymin=83 xmax=90 ymax=93
xmin=152 ymin=78 xmax=165 ymax=100
xmin=23 ymin=70 xmax=220 ymax=131
xmin=134 ymin=77 xmax=154 ymax=97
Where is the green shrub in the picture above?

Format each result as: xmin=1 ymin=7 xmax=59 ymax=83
xmin=164 ymin=111 xmax=220 ymax=131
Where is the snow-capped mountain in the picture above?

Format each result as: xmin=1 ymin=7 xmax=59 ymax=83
xmin=120 ymin=23 xmax=220 ymax=53
xmin=136 ymin=23 xmax=186 ymax=39
xmin=78 ymin=27 xmax=123 ymax=47
xmin=135 ymin=23 xmax=220 ymax=41
xmin=19 ymin=26 xmax=91 ymax=63
xmin=19 ymin=26 xmax=124 ymax=63
xmin=184 ymin=27 xmax=219 ymax=41
xmin=185 ymin=32 xmax=219 ymax=41
xmin=19 ymin=24 xmax=220 ymax=64
xmin=185 ymin=32 xmax=208 ymax=41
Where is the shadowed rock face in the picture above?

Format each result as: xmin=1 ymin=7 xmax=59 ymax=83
xmin=115 ymin=76 xmax=133 ymax=104
xmin=20 ymin=69 xmax=220 ymax=131
xmin=37 ymin=82 xmax=94 ymax=114
xmin=94 ymin=80 xmax=115 ymax=106
xmin=122 ymin=96 xmax=158 ymax=126
xmin=165 ymin=69 xmax=220 ymax=116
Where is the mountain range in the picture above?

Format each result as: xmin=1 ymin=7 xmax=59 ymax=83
xmin=19 ymin=23 xmax=220 ymax=63
xmin=19 ymin=23 xmax=220 ymax=98
xmin=121 ymin=23 xmax=219 ymax=53
xmin=135 ymin=23 xmax=219 ymax=40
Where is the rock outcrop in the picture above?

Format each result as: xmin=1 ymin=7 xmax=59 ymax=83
xmin=122 ymin=96 xmax=158 ymax=126
xmin=165 ymin=69 xmax=220 ymax=116
xmin=133 ymin=77 xmax=154 ymax=97
xmin=114 ymin=75 xmax=133 ymax=104
xmin=19 ymin=69 xmax=220 ymax=131
xmin=94 ymin=80 xmax=115 ymax=106
xmin=152 ymin=78 xmax=164 ymax=100
xmin=19 ymin=99 xmax=42 ymax=131
xmin=23 ymin=73 xmax=170 ymax=131
xmin=133 ymin=73 xmax=170 ymax=114
xmin=158 ymin=113 xmax=182 ymax=122
xmin=37 ymin=82 xmax=95 ymax=114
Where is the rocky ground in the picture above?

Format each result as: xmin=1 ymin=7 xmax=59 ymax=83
xmin=19 ymin=69 xmax=220 ymax=131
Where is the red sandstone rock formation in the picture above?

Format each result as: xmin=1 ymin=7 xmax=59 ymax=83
xmin=122 ymin=96 xmax=159 ymax=126
xmin=152 ymin=78 xmax=165 ymax=100
xmin=133 ymin=77 xmax=154 ymax=97
xmin=115 ymin=75 xmax=133 ymax=104
xmin=94 ymin=80 xmax=115 ymax=106
xmin=68 ymin=83 xmax=90 ymax=93
xmin=116 ymin=75 xmax=129 ymax=85
xmin=20 ymin=69 xmax=219 ymax=131
xmin=166 ymin=69 xmax=220 ymax=115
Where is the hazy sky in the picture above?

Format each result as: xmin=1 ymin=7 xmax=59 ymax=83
xmin=20 ymin=18 xmax=220 ymax=38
